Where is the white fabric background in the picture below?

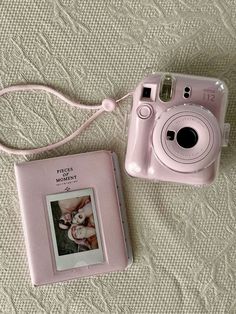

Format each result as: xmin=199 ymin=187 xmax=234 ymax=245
xmin=0 ymin=0 xmax=236 ymax=313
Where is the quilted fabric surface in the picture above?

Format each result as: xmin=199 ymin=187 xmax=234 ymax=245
xmin=0 ymin=1 xmax=236 ymax=313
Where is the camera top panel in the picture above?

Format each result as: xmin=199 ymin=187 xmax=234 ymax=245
xmin=136 ymin=72 xmax=228 ymax=114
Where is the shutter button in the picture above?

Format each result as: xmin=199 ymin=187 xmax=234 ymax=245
xmin=137 ymin=105 xmax=153 ymax=119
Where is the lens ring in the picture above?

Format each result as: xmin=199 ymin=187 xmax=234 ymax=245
xmin=152 ymin=104 xmax=222 ymax=173
xmin=176 ymin=127 xmax=198 ymax=149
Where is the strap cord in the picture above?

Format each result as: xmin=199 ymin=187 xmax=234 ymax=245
xmin=0 ymin=84 xmax=132 ymax=155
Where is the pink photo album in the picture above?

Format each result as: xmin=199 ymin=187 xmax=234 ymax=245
xmin=14 ymin=150 xmax=132 ymax=286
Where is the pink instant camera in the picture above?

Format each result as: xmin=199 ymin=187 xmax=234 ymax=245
xmin=125 ymin=73 xmax=229 ymax=185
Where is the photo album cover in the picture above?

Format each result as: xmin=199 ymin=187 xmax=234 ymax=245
xmin=14 ymin=151 xmax=132 ymax=286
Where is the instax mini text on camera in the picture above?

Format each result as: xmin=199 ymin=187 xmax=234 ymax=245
xmin=125 ymin=73 xmax=229 ymax=185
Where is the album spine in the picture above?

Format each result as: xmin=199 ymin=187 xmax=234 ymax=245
xmin=111 ymin=153 xmax=133 ymax=267
xmin=14 ymin=165 xmax=36 ymax=285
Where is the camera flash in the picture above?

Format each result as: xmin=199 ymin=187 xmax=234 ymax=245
xmin=159 ymin=74 xmax=174 ymax=102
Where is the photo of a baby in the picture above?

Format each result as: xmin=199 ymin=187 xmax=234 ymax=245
xmin=47 ymin=189 xmax=103 ymax=270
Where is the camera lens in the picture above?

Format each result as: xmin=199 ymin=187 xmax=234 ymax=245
xmin=177 ymin=127 xmax=198 ymax=149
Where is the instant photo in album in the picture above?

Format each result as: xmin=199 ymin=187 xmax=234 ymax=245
xmin=14 ymin=151 xmax=132 ymax=286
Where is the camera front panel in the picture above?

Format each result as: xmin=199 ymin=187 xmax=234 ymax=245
xmin=125 ymin=73 xmax=228 ymax=185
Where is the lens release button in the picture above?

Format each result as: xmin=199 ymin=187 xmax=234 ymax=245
xmin=137 ymin=105 xmax=153 ymax=119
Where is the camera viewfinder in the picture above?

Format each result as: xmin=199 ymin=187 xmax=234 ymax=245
xmin=142 ymin=87 xmax=151 ymax=98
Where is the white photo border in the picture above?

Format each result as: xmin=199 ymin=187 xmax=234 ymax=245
xmin=46 ymin=188 xmax=104 ymax=271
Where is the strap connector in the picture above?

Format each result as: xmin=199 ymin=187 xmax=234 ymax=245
xmin=102 ymin=98 xmax=117 ymax=112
